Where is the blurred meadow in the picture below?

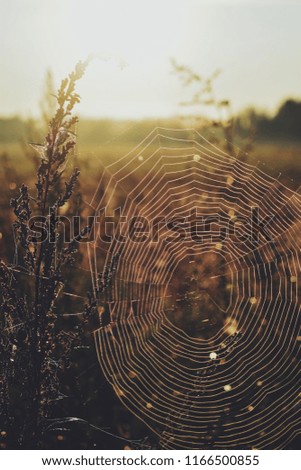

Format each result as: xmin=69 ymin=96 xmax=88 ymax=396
xmin=1 ymin=0 xmax=301 ymax=450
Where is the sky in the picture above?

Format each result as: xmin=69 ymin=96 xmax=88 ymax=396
xmin=1 ymin=0 xmax=301 ymax=119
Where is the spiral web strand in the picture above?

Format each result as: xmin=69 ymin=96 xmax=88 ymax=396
xmin=88 ymin=127 xmax=301 ymax=449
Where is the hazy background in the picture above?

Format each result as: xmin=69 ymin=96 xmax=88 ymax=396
xmin=1 ymin=0 xmax=301 ymax=118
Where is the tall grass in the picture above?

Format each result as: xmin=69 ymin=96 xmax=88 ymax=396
xmin=0 ymin=62 xmax=96 ymax=448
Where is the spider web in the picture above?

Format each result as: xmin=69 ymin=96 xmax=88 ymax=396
xmin=88 ymin=127 xmax=301 ymax=450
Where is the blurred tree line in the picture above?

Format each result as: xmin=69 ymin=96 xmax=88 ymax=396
xmin=1 ymin=98 xmax=301 ymax=145
xmin=236 ymin=99 xmax=301 ymax=141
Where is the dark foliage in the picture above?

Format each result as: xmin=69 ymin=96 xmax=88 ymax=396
xmin=0 ymin=62 xmax=98 ymax=448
